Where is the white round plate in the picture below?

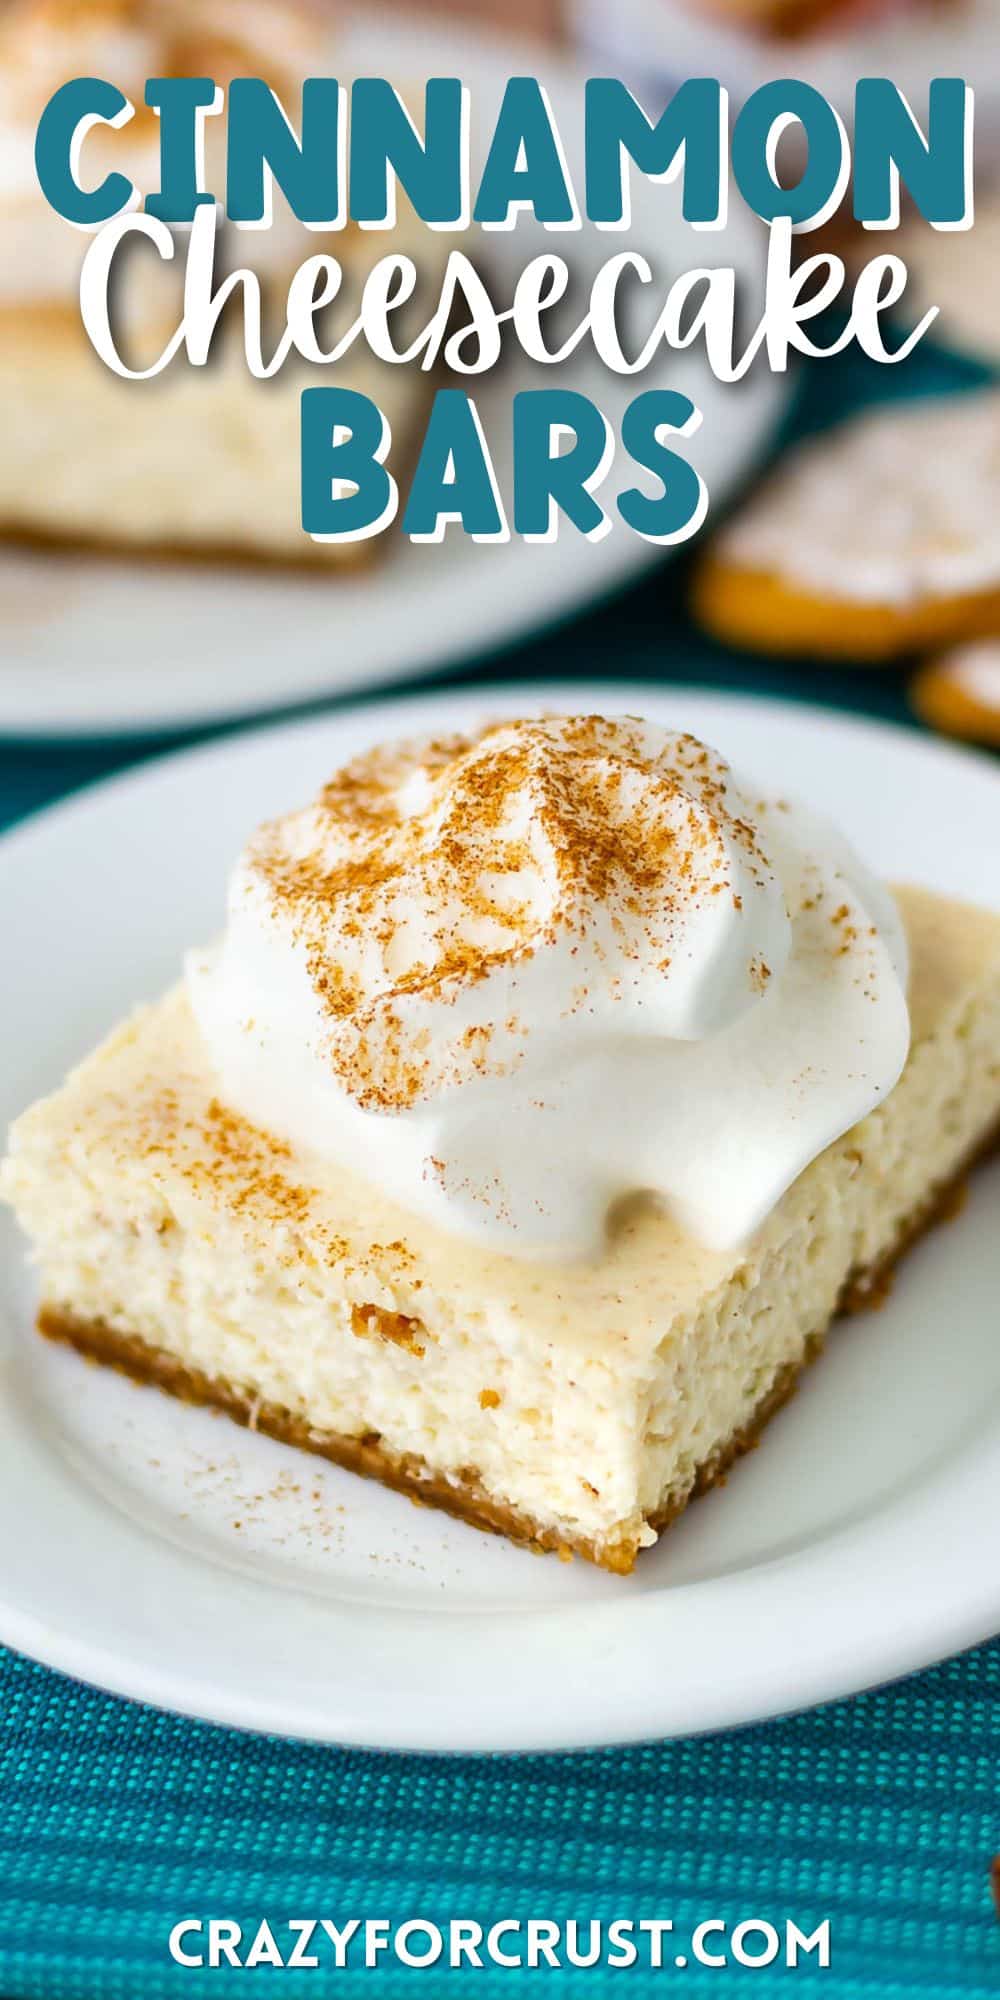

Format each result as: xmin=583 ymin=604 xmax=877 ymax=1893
xmin=0 ymin=18 xmax=786 ymax=739
xmin=2 ymin=684 xmax=999 ymax=1751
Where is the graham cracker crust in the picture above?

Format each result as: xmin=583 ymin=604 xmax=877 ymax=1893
xmin=36 ymin=1305 xmax=639 ymax=1575
xmin=0 ymin=518 xmax=379 ymax=576
xmin=36 ymin=1125 xmax=1000 ymax=1574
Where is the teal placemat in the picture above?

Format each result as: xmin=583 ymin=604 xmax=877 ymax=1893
xmin=1 ymin=1642 xmax=999 ymax=1999
xmin=1 ymin=338 xmax=998 ymax=1998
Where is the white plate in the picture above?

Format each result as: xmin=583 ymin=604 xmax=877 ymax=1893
xmin=0 ymin=18 xmax=787 ymax=739
xmin=2 ymin=684 xmax=999 ymax=1752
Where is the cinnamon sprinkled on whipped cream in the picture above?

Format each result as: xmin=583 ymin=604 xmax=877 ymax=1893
xmin=188 ymin=714 xmax=911 ymax=1259
xmin=251 ymin=717 xmax=773 ymax=1112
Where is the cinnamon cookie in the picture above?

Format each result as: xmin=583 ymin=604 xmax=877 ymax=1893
xmin=912 ymin=641 xmax=1000 ymax=748
xmin=694 ymin=393 xmax=1000 ymax=660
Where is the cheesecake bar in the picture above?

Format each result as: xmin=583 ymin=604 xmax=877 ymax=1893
xmin=5 ymin=882 xmax=999 ymax=1573
xmin=0 ymin=0 xmax=442 ymax=567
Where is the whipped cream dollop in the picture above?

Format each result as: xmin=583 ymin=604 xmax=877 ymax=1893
xmin=188 ymin=716 xmax=911 ymax=1260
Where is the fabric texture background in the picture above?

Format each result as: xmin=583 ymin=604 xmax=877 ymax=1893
xmin=1 ymin=340 xmax=997 ymax=1997
xmin=1 ymin=1640 xmax=999 ymax=1998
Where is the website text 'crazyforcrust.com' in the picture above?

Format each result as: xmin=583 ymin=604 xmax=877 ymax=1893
xmin=168 ymin=1915 xmax=832 ymax=1972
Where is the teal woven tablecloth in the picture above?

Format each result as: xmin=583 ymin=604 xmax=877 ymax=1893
xmin=2 ymin=341 xmax=998 ymax=1998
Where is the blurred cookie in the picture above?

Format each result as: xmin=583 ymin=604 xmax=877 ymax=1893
xmin=912 ymin=642 xmax=1000 ymax=747
xmin=694 ymin=393 xmax=1000 ymax=660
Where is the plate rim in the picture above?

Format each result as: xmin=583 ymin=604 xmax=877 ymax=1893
xmin=2 ymin=680 xmax=1000 ymax=1752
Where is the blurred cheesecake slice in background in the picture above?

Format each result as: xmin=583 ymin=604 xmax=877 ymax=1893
xmin=0 ymin=0 xmax=445 ymax=568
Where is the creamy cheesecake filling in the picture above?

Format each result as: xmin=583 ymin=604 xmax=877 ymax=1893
xmin=0 ymin=320 xmax=422 ymax=560
xmin=189 ymin=717 xmax=911 ymax=1259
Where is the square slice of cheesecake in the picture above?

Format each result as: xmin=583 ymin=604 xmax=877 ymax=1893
xmin=4 ymin=884 xmax=1000 ymax=1573
xmin=0 ymin=0 xmax=447 ymax=569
